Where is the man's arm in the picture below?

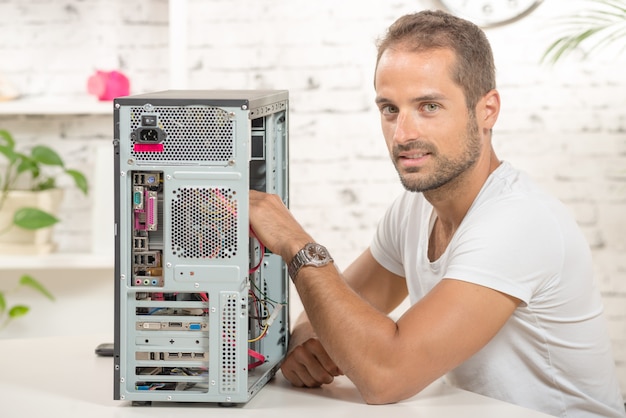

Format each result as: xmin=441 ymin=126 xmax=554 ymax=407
xmin=250 ymin=191 xmax=520 ymax=404
xmin=281 ymin=248 xmax=408 ymax=388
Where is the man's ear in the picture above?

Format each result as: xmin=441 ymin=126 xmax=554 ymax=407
xmin=478 ymin=89 xmax=500 ymax=131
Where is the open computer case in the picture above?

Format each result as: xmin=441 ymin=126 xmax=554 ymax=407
xmin=113 ymin=90 xmax=289 ymax=405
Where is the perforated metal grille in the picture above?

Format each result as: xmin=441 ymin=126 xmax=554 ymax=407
xmin=129 ymin=106 xmax=235 ymax=163
xmin=170 ymin=187 xmax=238 ymax=259
xmin=220 ymin=293 xmax=239 ymax=392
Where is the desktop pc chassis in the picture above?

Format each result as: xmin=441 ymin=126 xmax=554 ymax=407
xmin=113 ymin=90 xmax=290 ymax=405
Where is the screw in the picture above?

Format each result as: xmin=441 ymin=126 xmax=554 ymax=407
xmin=167 ymin=395 xmax=172 ymax=401
xmin=241 ymin=105 xmax=248 ymax=110
xmin=127 ymin=159 xmax=134 ymax=165
xmin=120 ymin=377 xmax=125 ymax=383
xmin=120 ymin=171 xmax=126 ymax=177
xmin=115 ymin=103 xmax=120 ymax=109
xmin=166 ymin=175 xmax=172 ymax=180
xmin=166 ymin=263 xmax=172 ymax=268
xmin=194 ymin=283 xmax=200 ymax=288
xmin=121 ymin=274 xmax=126 ymax=281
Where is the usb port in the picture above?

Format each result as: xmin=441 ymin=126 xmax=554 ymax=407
xmin=133 ymin=237 xmax=147 ymax=250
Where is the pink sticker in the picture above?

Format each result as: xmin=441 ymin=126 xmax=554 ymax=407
xmin=134 ymin=143 xmax=164 ymax=152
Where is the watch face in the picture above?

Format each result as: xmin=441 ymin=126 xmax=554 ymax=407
xmin=288 ymin=242 xmax=333 ymax=280
xmin=437 ymin=0 xmax=543 ymax=27
xmin=305 ymin=243 xmax=329 ymax=262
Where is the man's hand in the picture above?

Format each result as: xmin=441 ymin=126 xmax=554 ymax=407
xmin=281 ymin=337 xmax=344 ymax=387
xmin=280 ymin=312 xmax=343 ymax=388
xmin=249 ymin=190 xmax=312 ymax=262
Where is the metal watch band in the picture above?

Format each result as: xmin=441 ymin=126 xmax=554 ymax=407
xmin=287 ymin=242 xmax=333 ymax=281
xmin=287 ymin=250 xmax=308 ymax=280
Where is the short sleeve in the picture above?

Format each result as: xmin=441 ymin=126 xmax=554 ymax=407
xmin=370 ymin=192 xmax=426 ymax=278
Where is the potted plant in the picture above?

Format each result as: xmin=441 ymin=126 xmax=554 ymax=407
xmin=542 ymin=0 xmax=626 ymax=64
xmin=0 ymin=129 xmax=89 ymax=254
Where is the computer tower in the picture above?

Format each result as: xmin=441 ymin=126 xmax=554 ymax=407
xmin=113 ymin=90 xmax=289 ymax=405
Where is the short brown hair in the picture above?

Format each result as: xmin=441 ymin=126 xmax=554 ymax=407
xmin=376 ymin=10 xmax=496 ymax=110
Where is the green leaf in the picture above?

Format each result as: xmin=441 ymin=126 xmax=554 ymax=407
xmin=31 ymin=145 xmax=65 ymax=167
xmin=16 ymin=157 xmax=40 ymax=177
xmin=0 ymin=144 xmax=18 ymax=164
xmin=19 ymin=275 xmax=54 ymax=301
xmin=8 ymin=305 xmax=29 ymax=318
xmin=12 ymin=207 xmax=59 ymax=230
xmin=0 ymin=292 xmax=5 ymax=312
xmin=0 ymin=129 xmax=15 ymax=148
xmin=65 ymin=169 xmax=89 ymax=195
xmin=33 ymin=177 xmax=56 ymax=191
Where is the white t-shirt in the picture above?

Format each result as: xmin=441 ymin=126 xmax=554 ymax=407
xmin=370 ymin=162 xmax=625 ymax=417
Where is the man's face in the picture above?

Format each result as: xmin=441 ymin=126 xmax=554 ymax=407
xmin=374 ymin=47 xmax=483 ymax=193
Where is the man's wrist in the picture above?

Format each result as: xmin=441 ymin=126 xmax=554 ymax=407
xmin=287 ymin=242 xmax=334 ymax=282
xmin=285 ymin=239 xmax=312 ymax=266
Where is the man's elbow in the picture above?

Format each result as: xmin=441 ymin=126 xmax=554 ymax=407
xmin=362 ymin=391 xmax=400 ymax=405
xmin=356 ymin=375 xmax=428 ymax=405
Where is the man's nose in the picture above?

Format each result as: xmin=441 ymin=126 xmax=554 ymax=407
xmin=392 ymin=111 xmax=421 ymax=145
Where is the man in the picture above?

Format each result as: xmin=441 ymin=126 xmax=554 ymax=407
xmin=249 ymin=10 xmax=625 ymax=417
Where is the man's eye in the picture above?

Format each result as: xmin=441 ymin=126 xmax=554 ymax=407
xmin=381 ymin=105 xmax=398 ymax=114
xmin=423 ymin=103 xmax=439 ymax=112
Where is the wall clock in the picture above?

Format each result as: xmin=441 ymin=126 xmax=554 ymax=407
xmin=437 ymin=0 xmax=544 ymax=28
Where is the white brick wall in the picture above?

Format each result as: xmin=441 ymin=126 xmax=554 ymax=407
xmin=1 ymin=0 xmax=625 ymax=395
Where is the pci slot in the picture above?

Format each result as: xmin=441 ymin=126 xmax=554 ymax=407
xmin=136 ymin=351 xmax=208 ymax=361
xmin=136 ymin=321 xmax=208 ymax=331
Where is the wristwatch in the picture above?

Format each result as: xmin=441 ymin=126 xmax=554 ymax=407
xmin=288 ymin=242 xmax=333 ymax=281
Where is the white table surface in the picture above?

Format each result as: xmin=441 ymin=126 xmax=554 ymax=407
xmin=0 ymin=334 xmax=552 ymax=417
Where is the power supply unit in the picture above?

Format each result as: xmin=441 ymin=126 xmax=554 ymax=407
xmin=113 ymin=90 xmax=289 ymax=405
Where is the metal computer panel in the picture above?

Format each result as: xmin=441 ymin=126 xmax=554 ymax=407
xmin=113 ymin=90 xmax=289 ymax=405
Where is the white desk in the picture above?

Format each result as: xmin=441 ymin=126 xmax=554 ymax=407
xmin=0 ymin=334 xmax=552 ymax=417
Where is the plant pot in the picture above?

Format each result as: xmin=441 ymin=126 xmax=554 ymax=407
xmin=0 ymin=189 xmax=64 ymax=254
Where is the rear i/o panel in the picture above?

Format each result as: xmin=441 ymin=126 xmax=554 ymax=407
xmin=114 ymin=90 xmax=289 ymax=405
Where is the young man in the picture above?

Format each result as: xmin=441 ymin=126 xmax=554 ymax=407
xmin=249 ymin=10 xmax=625 ymax=417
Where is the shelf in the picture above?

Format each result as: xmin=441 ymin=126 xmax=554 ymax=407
xmin=0 ymin=96 xmax=114 ymax=116
xmin=0 ymin=253 xmax=114 ymax=270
